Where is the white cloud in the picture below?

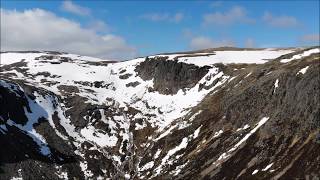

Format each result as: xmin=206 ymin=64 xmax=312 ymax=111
xmin=189 ymin=36 xmax=234 ymax=50
xmin=61 ymin=0 xmax=90 ymax=16
xmin=300 ymin=34 xmax=320 ymax=43
xmin=245 ymin=38 xmax=255 ymax=48
xmin=0 ymin=8 xmax=137 ymax=60
xmin=203 ymin=6 xmax=254 ymax=26
xmin=140 ymin=12 xmax=184 ymax=23
xmin=262 ymin=11 xmax=299 ymax=28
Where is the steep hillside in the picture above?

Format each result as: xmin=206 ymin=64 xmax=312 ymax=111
xmin=0 ymin=47 xmax=319 ymax=179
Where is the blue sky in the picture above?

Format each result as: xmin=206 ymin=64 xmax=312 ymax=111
xmin=1 ymin=0 xmax=319 ymax=60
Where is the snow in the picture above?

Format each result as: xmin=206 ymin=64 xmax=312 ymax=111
xmin=80 ymin=125 xmax=118 ymax=147
xmin=80 ymin=161 xmax=94 ymax=178
xmin=189 ymin=110 xmax=203 ymax=121
xmin=273 ymin=79 xmax=279 ymax=93
xmin=154 ymin=149 xmax=162 ymax=159
xmin=213 ymin=117 xmax=270 ymax=166
xmin=124 ymin=174 xmax=130 ymax=179
xmin=229 ymin=117 xmax=270 ymax=152
xmin=280 ymin=48 xmax=320 ymax=63
xmin=171 ymin=161 xmax=189 ymax=176
xmin=0 ymin=80 xmax=23 ymax=96
xmin=193 ymin=126 xmax=201 ymax=138
xmin=217 ymin=153 xmax=229 ymax=161
xmin=153 ymin=127 xmax=203 ymax=177
xmin=236 ymin=124 xmax=250 ymax=132
xmin=162 ymin=50 xmax=294 ymax=66
xmin=0 ymin=52 xmax=46 ymax=65
xmin=154 ymin=137 xmax=189 ymax=175
xmin=0 ymin=52 xmax=109 ymax=65
xmin=10 ymin=177 xmax=23 ymax=180
xmin=59 ymin=53 xmax=109 ymax=62
xmin=262 ymin=163 xmax=273 ymax=171
xmin=1 ymin=51 xmax=233 ymax=135
xmin=1 ymin=50 xmax=296 ymax=178
xmin=252 ymin=169 xmax=259 ymax=175
xmin=10 ymin=169 xmax=23 ymax=180
xmin=5 ymin=91 xmax=53 ymax=156
xmin=245 ymin=72 xmax=252 ymax=78
xmin=140 ymin=161 xmax=154 ymax=171
xmin=0 ymin=124 xmax=8 ymax=134
xmin=155 ymin=124 xmax=178 ymax=141
xmin=55 ymin=166 xmax=68 ymax=180
xmin=213 ymin=130 xmax=223 ymax=138
xmin=164 ymin=138 xmax=189 ymax=162
xmin=297 ymin=66 xmax=309 ymax=75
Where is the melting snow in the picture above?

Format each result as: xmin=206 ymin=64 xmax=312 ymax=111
xmin=193 ymin=126 xmax=202 ymax=138
xmin=297 ymin=66 xmax=309 ymax=75
xmin=171 ymin=161 xmax=189 ymax=176
xmin=273 ymin=79 xmax=279 ymax=93
xmin=124 ymin=174 xmax=130 ymax=179
xmin=140 ymin=161 xmax=154 ymax=171
xmin=189 ymin=110 xmax=203 ymax=121
xmin=213 ymin=117 xmax=270 ymax=165
xmin=252 ymin=169 xmax=259 ymax=175
xmin=213 ymin=130 xmax=223 ymax=138
xmin=5 ymin=93 xmax=53 ymax=156
xmin=280 ymin=48 xmax=319 ymax=63
xmin=245 ymin=72 xmax=252 ymax=78
xmin=154 ymin=149 xmax=162 ymax=159
xmin=262 ymin=163 xmax=274 ymax=171
xmin=0 ymin=124 xmax=8 ymax=134
xmin=10 ymin=169 xmax=23 ymax=180
xmin=80 ymin=161 xmax=94 ymax=178
xmin=80 ymin=125 xmax=118 ymax=147
xmin=236 ymin=124 xmax=250 ymax=132
xmin=229 ymin=117 xmax=270 ymax=152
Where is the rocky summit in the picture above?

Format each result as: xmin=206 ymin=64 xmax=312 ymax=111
xmin=0 ymin=47 xmax=319 ymax=180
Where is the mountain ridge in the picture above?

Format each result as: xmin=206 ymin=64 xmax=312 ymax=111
xmin=0 ymin=47 xmax=319 ymax=179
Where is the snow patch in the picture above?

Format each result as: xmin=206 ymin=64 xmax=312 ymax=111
xmin=273 ymin=79 xmax=279 ymax=93
xmin=280 ymin=48 xmax=319 ymax=63
xmin=252 ymin=169 xmax=259 ymax=175
xmin=236 ymin=124 xmax=250 ymax=132
xmin=140 ymin=161 xmax=154 ymax=171
xmin=297 ymin=66 xmax=309 ymax=75
xmin=262 ymin=163 xmax=273 ymax=171
xmin=158 ymin=50 xmax=293 ymax=66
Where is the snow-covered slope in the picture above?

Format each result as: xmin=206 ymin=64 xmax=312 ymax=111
xmin=0 ymin=47 xmax=319 ymax=179
xmin=154 ymin=49 xmax=295 ymax=66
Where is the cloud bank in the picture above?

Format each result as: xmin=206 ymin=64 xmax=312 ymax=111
xmin=0 ymin=8 xmax=136 ymax=60
xmin=203 ymin=6 xmax=254 ymax=26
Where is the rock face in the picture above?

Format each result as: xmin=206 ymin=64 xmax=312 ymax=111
xmin=136 ymin=56 xmax=211 ymax=94
xmin=0 ymin=48 xmax=319 ymax=180
xmin=0 ymin=80 xmax=81 ymax=180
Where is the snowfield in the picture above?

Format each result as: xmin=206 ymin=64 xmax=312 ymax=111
xmin=154 ymin=49 xmax=294 ymax=66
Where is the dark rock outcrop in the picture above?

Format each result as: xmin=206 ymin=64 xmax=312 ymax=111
xmin=135 ymin=56 xmax=211 ymax=94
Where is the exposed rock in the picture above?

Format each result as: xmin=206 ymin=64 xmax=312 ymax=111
xmin=135 ymin=56 xmax=211 ymax=94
